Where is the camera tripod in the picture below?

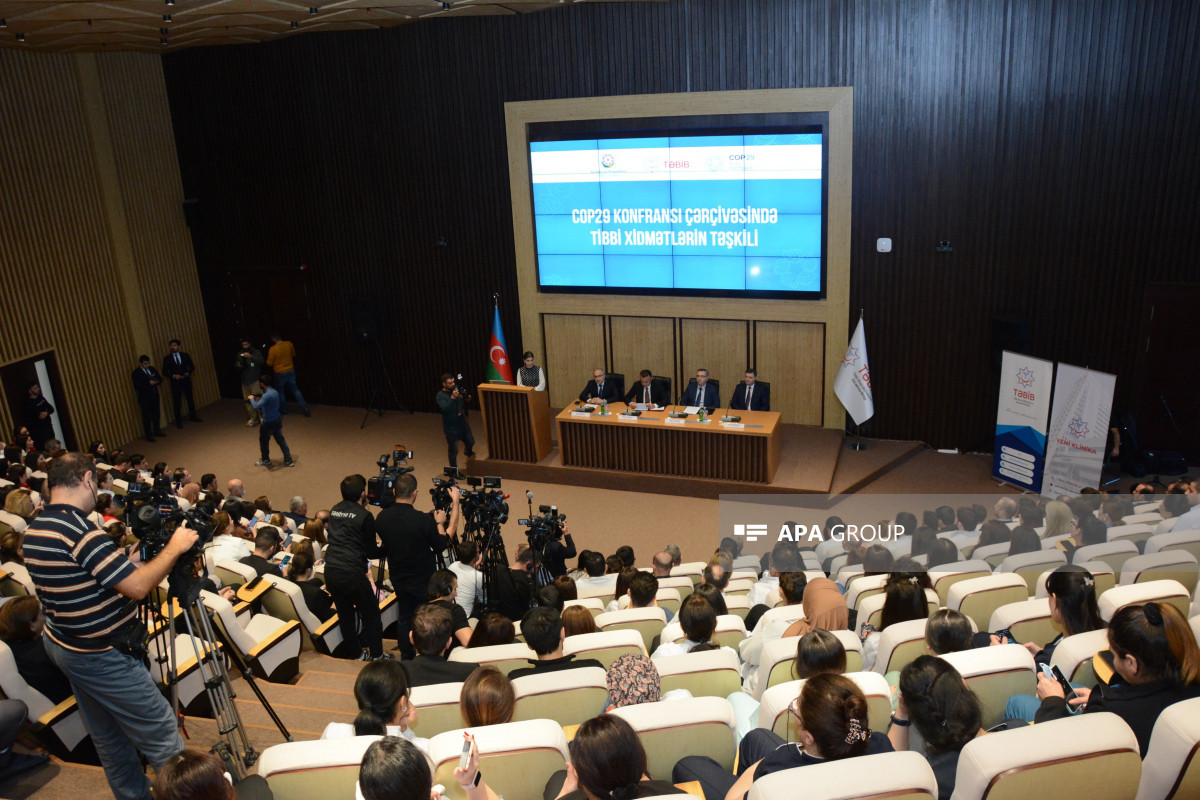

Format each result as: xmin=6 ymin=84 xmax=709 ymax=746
xmin=146 ymin=563 xmax=291 ymax=778
xmin=360 ymin=337 xmax=410 ymax=429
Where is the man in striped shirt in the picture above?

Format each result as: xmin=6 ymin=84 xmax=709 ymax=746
xmin=24 ymin=453 xmax=198 ymax=800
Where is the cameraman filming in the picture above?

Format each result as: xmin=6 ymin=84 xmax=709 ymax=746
xmin=540 ymin=522 xmax=576 ymax=579
xmin=25 ymin=453 xmax=198 ymax=800
xmin=376 ymin=473 xmax=460 ymax=659
xmin=436 ymin=374 xmax=475 ymax=469
xmin=324 ymin=474 xmax=388 ymax=662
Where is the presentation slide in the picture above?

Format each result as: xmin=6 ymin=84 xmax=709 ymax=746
xmin=530 ymin=132 xmax=824 ymax=296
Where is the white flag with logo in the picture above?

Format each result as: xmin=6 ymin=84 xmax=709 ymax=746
xmin=834 ymin=318 xmax=874 ymax=425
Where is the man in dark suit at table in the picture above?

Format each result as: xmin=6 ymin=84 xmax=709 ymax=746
xmin=680 ymin=368 xmax=720 ymax=409
xmin=131 ymin=355 xmax=167 ymax=443
xmin=163 ymin=339 xmax=202 ymax=428
xmin=624 ymin=369 xmax=669 ymax=407
xmin=730 ymin=368 xmax=770 ymax=411
xmin=579 ymin=368 xmax=620 ymax=404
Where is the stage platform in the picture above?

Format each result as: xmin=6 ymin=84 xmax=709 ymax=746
xmin=476 ymin=424 xmax=922 ymax=500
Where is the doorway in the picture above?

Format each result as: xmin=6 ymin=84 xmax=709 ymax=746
xmin=1 ymin=350 xmax=76 ymax=451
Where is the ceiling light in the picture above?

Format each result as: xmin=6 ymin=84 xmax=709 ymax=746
xmin=309 ymin=6 xmax=317 ymax=13
xmin=160 ymin=27 xmax=168 ymax=34
xmin=163 ymin=14 xmax=172 ymax=22
xmin=16 ymin=32 xmax=25 ymax=41
xmin=290 ymin=20 xmax=298 ymax=28
xmin=0 ymin=19 xmax=7 ymax=28
xmin=160 ymin=37 xmax=167 ymax=44
xmin=165 ymin=0 xmax=174 ymax=7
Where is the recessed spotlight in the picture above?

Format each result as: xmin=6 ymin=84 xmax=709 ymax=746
xmin=163 ymin=14 xmax=172 ymax=21
xmin=290 ymin=20 xmax=298 ymax=28
xmin=0 ymin=19 xmax=7 ymax=29
xmin=16 ymin=32 xmax=25 ymax=41
xmin=165 ymin=0 xmax=174 ymax=7
xmin=308 ymin=6 xmax=317 ymax=13
xmin=160 ymin=37 xmax=167 ymax=44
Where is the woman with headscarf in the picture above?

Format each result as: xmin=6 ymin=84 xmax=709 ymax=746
xmin=605 ymin=653 xmax=693 ymax=712
xmin=781 ymin=577 xmax=849 ymax=639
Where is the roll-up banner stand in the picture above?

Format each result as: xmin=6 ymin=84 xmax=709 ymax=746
xmin=992 ymin=352 xmax=1054 ymax=492
xmin=1042 ymin=363 xmax=1117 ymax=497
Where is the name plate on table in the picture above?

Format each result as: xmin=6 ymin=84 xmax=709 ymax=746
xmin=665 ymin=417 xmax=686 ymax=425
xmin=617 ymin=414 xmax=639 ymax=422
xmin=721 ymin=422 xmax=745 ymax=429
xmin=570 ymin=411 xmax=593 ymax=418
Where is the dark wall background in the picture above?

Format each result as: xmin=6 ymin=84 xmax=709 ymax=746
xmin=162 ymin=0 xmax=1200 ymax=450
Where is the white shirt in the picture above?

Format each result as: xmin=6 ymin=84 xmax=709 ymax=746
xmin=449 ymin=561 xmax=482 ymax=617
xmin=207 ymin=534 xmax=252 ymax=566
xmin=746 ymin=575 xmax=779 ymax=607
xmin=577 ymin=574 xmax=617 ymax=591
xmin=1173 ymin=505 xmax=1200 ymax=532
xmin=651 ymin=639 xmax=737 ymax=659
xmin=321 ymin=722 xmax=428 ymax=752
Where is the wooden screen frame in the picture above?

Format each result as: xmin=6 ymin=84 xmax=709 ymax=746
xmin=504 ymin=88 xmax=853 ymax=428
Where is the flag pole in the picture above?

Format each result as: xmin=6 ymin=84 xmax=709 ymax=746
xmin=850 ymin=308 xmax=867 ymax=450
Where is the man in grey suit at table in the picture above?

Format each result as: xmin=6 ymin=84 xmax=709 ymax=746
xmin=680 ymin=368 xmax=720 ymax=408
xmin=730 ymin=368 xmax=770 ymax=411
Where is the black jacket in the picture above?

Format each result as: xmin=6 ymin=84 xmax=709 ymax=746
xmin=542 ymin=534 xmax=577 ymax=579
xmin=624 ymin=380 xmax=669 ymax=407
xmin=239 ymin=554 xmax=282 ymax=579
xmin=291 ymin=576 xmax=334 ymax=622
xmin=401 ymin=654 xmax=477 ymax=688
xmin=1036 ymin=677 xmax=1200 ymax=755
xmin=376 ymin=503 xmax=449 ymax=586
xmin=324 ymin=500 xmax=381 ymax=575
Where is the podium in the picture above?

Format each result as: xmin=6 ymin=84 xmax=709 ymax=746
xmin=477 ymin=383 xmax=552 ymax=463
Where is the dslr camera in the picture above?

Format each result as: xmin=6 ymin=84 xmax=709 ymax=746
xmin=126 ymin=475 xmax=215 ymax=563
xmin=367 ymin=446 xmax=415 ymax=507
xmin=429 ymin=467 xmax=464 ymax=513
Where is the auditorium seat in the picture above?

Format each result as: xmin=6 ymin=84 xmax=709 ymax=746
xmin=1073 ymin=540 xmax=1141 ymax=573
xmin=610 ymin=695 xmax=736 ymax=781
xmin=576 ymin=580 xmax=619 ymax=601
xmin=834 ymin=565 xmax=864 ymax=588
xmin=564 ymin=597 xmax=606 ymax=617
xmin=596 ymin=607 xmax=668 ymax=652
xmin=656 ymin=576 xmax=697 ymax=593
xmin=970 ymin=542 xmax=1012 ymax=569
xmin=746 ymin=602 xmax=805 ymax=634
xmin=989 ymin=597 xmax=1056 ymax=647
xmin=147 ymin=632 xmax=222 ymax=718
xmin=0 ymin=562 xmax=34 ymax=596
xmin=654 ymin=648 xmax=742 ymax=698
xmin=1098 ymin=579 xmax=1191 ymax=622
xmin=0 ymin=640 xmax=95 ymax=764
xmin=214 ymin=558 xmax=257 ymax=589
xmin=1136 ymin=696 xmax=1200 ymax=800
xmin=748 ymin=749 xmax=938 ymax=800
xmin=1125 ymin=511 xmax=1167 ymax=527
xmin=258 ymin=735 xmax=380 ymax=800
xmin=857 ymin=588 xmax=939 ymax=630
xmin=563 ymin=628 xmax=645 ymax=668
xmin=511 ymin=665 xmax=608 ymax=727
xmin=1049 ymin=628 xmax=1110 ymax=687
xmin=724 ymin=593 xmax=752 ymax=620
xmin=947 ymin=573 xmax=1028 ymax=633
xmin=929 ymin=560 xmax=991 ymax=606
xmin=259 ymin=574 xmax=344 ymax=656
xmin=952 ymin=712 xmax=1140 ymax=800
xmin=429 ymin=719 xmax=569 ymax=800
xmin=725 ymin=577 xmax=756 ymax=596
xmin=872 ymin=618 xmax=934 ymax=676
xmin=1034 ymin=561 xmax=1115 ymax=599
xmin=1145 ymin=529 xmax=1200 ymax=562
xmin=199 ymin=589 xmax=301 ymax=683
xmin=758 ymin=672 xmax=892 ymax=742
xmin=939 ymin=643 xmax=1036 ymax=728
xmin=616 ymin=587 xmax=683 ymax=615
xmin=751 ymin=631 xmax=867 ymax=699
xmin=1107 ymin=522 xmax=1157 ymax=547
xmin=671 ymin=561 xmax=706 ymax=587
xmin=408 ymin=680 xmax=464 ymax=740
xmin=998 ymin=549 xmax=1067 ymax=594
xmin=1119 ymin=551 xmax=1199 ymax=593
xmin=844 ymin=574 xmax=888 ymax=611
xmin=732 ymin=555 xmax=762 ymax=575
xmin=448 ymin=642 xmax=536 ymax=674
xmin=664 ymin=614 xmax=747 ymax=649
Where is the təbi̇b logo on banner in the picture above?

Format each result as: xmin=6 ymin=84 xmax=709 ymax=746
xmin=992 ymin=352 xmax=1054 ymax=491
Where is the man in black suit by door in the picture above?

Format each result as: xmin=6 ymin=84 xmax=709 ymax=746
xmin=131 ymin=355 xmax=167 ymax=443
xmin=163 ymin=339 xmax=202 ymax=428
xmin=624 ymin=369 xmax=669 ymax=407
xmin=730 ymin=368 xmax=770 ymax=411
xmin=579 ymin=368 xmax=620 ymax=404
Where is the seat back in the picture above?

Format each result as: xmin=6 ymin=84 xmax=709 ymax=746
xmin=1119 ymin=551 xmax=1199 ymax=594
xmin=596 ymin=607 xmax=667 ymax=652
xmin=757 ymin=672 xmax=892 ymax=742
xmin=725 ymin=578 xmax=755 ymax=596
xmin=511 ymin=666 xmax=608 ymax=727
xmin=259 ymin=735 xmax=380 ymax=800
xmin=747 ymin=748 xmax=938 ymax=800
xmin=872 ymin=618 xmax=931 ymax=676
xmin=844 ymin=574 xmax=888 ymax=611
xmin=1108 ymin=522 xmax=1157 ymax=547
xmin=200 ymin=590 xmax=258 ymax=654
xmin=724 ymin=594 xmax=752 ymax=621
xmin=929 ymin=560 xmax=991 ymax=606
xmin=408 ymin=680 xmax=464 ymax=739
xmin=1049 ymin=628 xmax=1110 ymax=687
xmin=609 ymin=696 xmax=735 ymax=781
xmin=670 ymin=561 xmax=705 ymax=587
xmin=576 ymin=579 xmax=618 ymax=601
xmin=563 ymin=629 xmax=644 ymax=668
xmin=989 ymin=597 xmax=1057 ymax=647
xmin=1074 ymin=540 xmax=1141 ymax=573
xmin=447 ymin=642 xmax=536 ymax=674
xmin=1034 ymin=561 xmax=1116 ymax=599
xmin=653 ymin=648 xmax=741 ymax=698
xmin=939 ymin=644 xmax=1036 ymax=728
xmin=1145 ymin=530 xmax=1200 ymax=562
xmin=563 ymin=597 xmax=605 ymax=618
xmin=1098 ymin=579 xmax=1191 ymax=622
xmin=953 ymin=712 xmax=1140 ymax=800
xmin=1136 ymin=696 xmax=1200 ymax=800
xmin=429 ymin=719 xmax=569 ymax=800
xmin=0 ymin=638 xmax=53 ymax=719
xmin=947 ymin=573 xmax=1029 ymax=632
xmin=215 ymin=558 xmax=257 ymax=588
xmin=998 ymin=549 xmax=1068 ymax=594
xmin=971 ymin=542 xmax=1011 ymax=569
xmin=857 ymin=589 xmax=939 ymax=631
xmin=261 ymin=574 xmax=342 ymax=654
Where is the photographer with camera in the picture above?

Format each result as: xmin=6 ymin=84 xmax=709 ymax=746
xmin=540 ymin=522 xmax=576 ymax=579
xmin=24 ymin=453 xmax=198 ymax=800
xmin=376 ymin=473 xmax=460 ymax=660
xmin=436 ymin=374 xmax=475 ymax=469
xmin=325 ymin=474 xmax=388 ymax=662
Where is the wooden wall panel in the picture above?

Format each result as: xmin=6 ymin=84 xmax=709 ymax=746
xmin=0 ymin=51 xmax=210 ymax=449
xmin=151 ymin=0 xmax=1200 ymax=447
xmin=543 ymin=314 xmax=605 ymax=410
xmin=609 ymin=316 xmax=675 ymax=400
xmin=755 ymin=322 xmax=824 ymax=426
xmin=680 ymin=319 xmax=750 ymax=408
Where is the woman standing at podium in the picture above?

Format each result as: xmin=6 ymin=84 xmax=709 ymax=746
xmin=517 ymin=351 xmax=546 ymax=391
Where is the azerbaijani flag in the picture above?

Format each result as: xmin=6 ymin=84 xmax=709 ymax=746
xmin=487 ymin=305 xmax=513 ymax=384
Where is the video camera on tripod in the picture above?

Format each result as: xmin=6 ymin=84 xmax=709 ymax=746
xmin=429 ymin=466 xmax=464 ymax=513
xmin=519 ymin=500 xmax=567 ymax=555
xmin=367 ymin=445 xmax=415 ymax=507
xmin=460 ymin=476 xmax=509 ymax=548
xmin=125 ymin=476 xmax=215 ymax=575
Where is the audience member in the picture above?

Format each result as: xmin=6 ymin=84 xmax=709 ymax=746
xmin=794 ymin=629 xmax=847 ymax=679
xmin=0 ymin=596 xmax=71 ymax=703
xmin=926 ymin=538 xmax=959 ymax=569
xmin=537 ymin=584 xmax=564 ymax=611
xmin=860 ymin=544 xmax=894 ymax=577
xmin=747 ymin=541 xmax=801 ymax=607
xmin=466 ymin=613 xmax=515 ymax=648
xmin=925 ymin=609 xmax=974 ymax=656
xmin=740 ymin=572 xmax=806 ymax=688
xmin=652 ymin=594 xmax=726 ymax=658
xmin=286 ymin=552 xmax=334 ymax=622
xmin=781 ymin=577 xmax=849 ymax=640
xmin=547 ymin=714 xmax=686 ymax=800
xmin=615 ymin=545 xmax=635 ymax=569
xmin=239 ymin=526 xmax=283 ymax=578
xmin=1043 ymin=500 xmax=1073 ymax=539
xmin=449 ymin=539 xmax=483 ymax=617
xmin=460 ymin=666 xmax=514 ymax=727
xmin=650 ymin=551 xmax=673 ymax=578
xmin=859 ymin=574 xmax=930 ymax=671
xmin=401 ymin=604 xmax=476 ymax=687
xmin=551 ymin=574 xmax=578 ymax=602
xmin=605 ymin=568 xmax=639 ymax=614
xmin=427 ymin=569 xmax=471 ymax=648
xmin=561 ymin=604 xmax=598 ymax=637
xmin=323 ymin=659 xmax=423 ymax=748
xmin=152 ymin=750 xmax=239 ymax=800
xmin=577 ymin=551 xmax=615 ymax=592
xmin=359 ymin=734 xmax=496 ymax=800
xmin=1007 ymin=525 xmax=1041 ymax=557
xmin=507 ymin=607 xmax=604 ymax=680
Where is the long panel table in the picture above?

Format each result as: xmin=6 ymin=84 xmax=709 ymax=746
xmin=556 ymin=403 xmax=781 ymax=483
